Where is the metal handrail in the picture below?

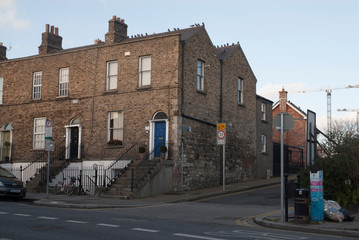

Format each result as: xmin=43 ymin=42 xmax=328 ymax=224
xmin=103 ymin=143 xmax=139 ymax=187
xmin=106 ymin=143 xmax=137 ymax=170
xmin=39 ymin=146 xmax=71 ymax=185
xmin=131 ymin=144 xmax=166 ymax=192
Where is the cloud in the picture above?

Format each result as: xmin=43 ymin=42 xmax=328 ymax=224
xmin=257 ymin=82 xmax=308 ymax=100
xmin=0 ymin=0 xmax=31 ymax=30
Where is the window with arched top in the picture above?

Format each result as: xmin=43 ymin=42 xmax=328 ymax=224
xmin=153 ymin=112 xmax=168 ymax=120
xmin=70 ymin=119 xmax=81 ymax=125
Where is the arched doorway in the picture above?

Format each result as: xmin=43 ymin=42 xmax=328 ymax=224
xmin=0 ymin=123 xmax=13 ymax=162
xmin=65 ymin=119 xmax=82 ymax=160
xmin=149 ymin=112 xmax=169 ymax=158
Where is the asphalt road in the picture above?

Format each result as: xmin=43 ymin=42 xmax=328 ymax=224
xmin=200 ymin=183 xmax=294 ymax=207
xmin=0 ymin=185 xmax=356 ymax=240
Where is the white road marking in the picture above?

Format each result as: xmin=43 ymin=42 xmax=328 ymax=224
xmin=13 ymin=213 xmax=31 ymax=217
xmin=65 ymin=220 xmax=88 ymax=224
xmin=206 ymin=230 xmax=308 ymax=239
xmin=0 ymin=238 xmax=12 ymax=240
xmin=0 ymin=212 xmax=9 ymax=214
xmin=173 ymin=233 xmax=226 ymax=240
xmin=97 ymin=223 xmax=120 ymax=228
xmin=132 ymin=228 xmax=159 ymax=233
xmin=38 ymin=216 xmax=58 ymax=220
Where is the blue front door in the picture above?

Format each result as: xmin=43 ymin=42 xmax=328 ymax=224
xmin=154 ymin=121 xmax=166 ymax=157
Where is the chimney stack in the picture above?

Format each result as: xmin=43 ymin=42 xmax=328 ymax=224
xmin=39 ymin=24 xmax=63 ymax=55
xmin=0 ymin=42 xmax=7 ymax=61
xmin=279 ymin=87 xmax=288 ymax=112
xmin=105 ymin=15 xmax=128 ymax=44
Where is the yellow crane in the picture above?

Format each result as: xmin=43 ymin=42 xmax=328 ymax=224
xmin=292 ymin=84 xmax=359 ymax=132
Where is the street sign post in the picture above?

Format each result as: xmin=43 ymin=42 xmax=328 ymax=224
xmin=274 ymin=112 xmax=294 ymax=222
xmin=45 ymin=119 xmax=54 ymax=198
xmin=217 ymin=123 xmax=226 ymax=191
xmin=45 ymin=120 xmax=53 ymax=140
xmin=217 ymin=123 xmax=226 ymax=145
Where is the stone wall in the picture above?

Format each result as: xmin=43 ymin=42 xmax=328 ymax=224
xmin=176 ymin=31 xmax=259 ymax=190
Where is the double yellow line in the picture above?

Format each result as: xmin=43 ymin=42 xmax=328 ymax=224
xmin=236 ymin=208 xmax=294 ymax=227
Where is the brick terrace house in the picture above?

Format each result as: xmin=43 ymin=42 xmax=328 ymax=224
xmin=0 ymin=16 xmax=272 ymax=196
xmin=272 ymin=88 xmax=306 ymax=175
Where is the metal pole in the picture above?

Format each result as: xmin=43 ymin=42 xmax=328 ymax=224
xmin=285 ymin=173 xmax=288 ymax=222
xmin=308 ymin=122 xmax=312 ymax=166
xmin=181 ymin=141 xmax=184 ymax=191
xmin=223 ymin=144 xmax=225 ymax=191
xmin=280 ymin=113 xmax=284 ymax=222
xmin=46 ymin=151 xmax=50 ymax=198
xmin=79 ymin=169 xmax=82 ymax=195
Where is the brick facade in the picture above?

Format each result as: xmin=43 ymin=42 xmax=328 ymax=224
xmin=0 ymin=16 xmax=272 ymax=192
xmin=272 ymin=88 xmax=306 ymax=166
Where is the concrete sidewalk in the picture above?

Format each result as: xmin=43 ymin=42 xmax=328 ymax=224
xmin=255 ymin=213 xmax=359 ymax=238
xmin=28 ymin=177 xmax=282 ymax=208
xmin=26 ymin=177 xmax=359 ymax=238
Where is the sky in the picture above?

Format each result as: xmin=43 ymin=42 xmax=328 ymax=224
xmin=1 ymin=0 xmax=358 ymax=132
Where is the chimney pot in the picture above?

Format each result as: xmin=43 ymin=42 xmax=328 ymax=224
xmin=105 ymin=16 xmax=128 ymax=44
xmin=0 ymin=43 xmax=7 ymax=60
xmin=39 ymin=24 xmax=63 ymax=55
xmin=279 ymin=88 xmax=288 ymax=112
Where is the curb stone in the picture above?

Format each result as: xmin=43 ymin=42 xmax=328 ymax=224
xmin=254 ymin=216 xmax=359 ymax=238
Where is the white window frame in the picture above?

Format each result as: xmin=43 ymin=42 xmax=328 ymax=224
xmin=33 ymin=71 xmax=42 ymax=100
xmin=261 ymin=134 xmax=267 ymax=153
xmin=139 ymin=56 xmax=151 ymax=87
xmin=261 ymin=103 xmax=266 ymax=121
xmin=107 ymin=111 xmax=124 ymax=143
xmin=106 ymin=61 xmax=118 ymax=90
xmin=238 ymin=77 xmax=243 ymax=104
xmin=33 ymin=118 xmax=46 ymax=149
xmin=59 ymin=68 xmax=69 ymax=97
xmin=0 ymin=77 xmax=3 ymax=104
xmin=197 ymin=60 xmax=204 ymax=91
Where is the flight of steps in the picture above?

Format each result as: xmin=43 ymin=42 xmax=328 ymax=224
xmin=102 ymin=158 xmax=161 ymax=199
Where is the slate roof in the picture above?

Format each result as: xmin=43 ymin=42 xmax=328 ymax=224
xmin=56 ymin=26 xmax=204 ymax=54
xmin=216 ymin=44 xmax=240 ymax=60
xmin=272 ymin=100 xmax=307 ymax=118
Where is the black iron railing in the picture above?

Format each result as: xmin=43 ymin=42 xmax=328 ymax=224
xmin=102 ymin=143 xmax=139 ymax=187
xmin=131 ymin=144 xmax=166 ymax=192
xmin=39 ymin=146 xmax=71 ymax=186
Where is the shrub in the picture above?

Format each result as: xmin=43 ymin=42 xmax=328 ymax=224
xmin=139 ymin=146 xmax=146 ymax=153
xmin=301 ymin=131 xmax=359 ymax=206
xmin=160 ymin=145 xmax=167 ymax=153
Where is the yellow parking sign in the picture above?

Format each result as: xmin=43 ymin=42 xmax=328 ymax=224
xmin=217 ymin=123 xmax=226 ymax=145
xmin=217 ymin=123 xmax=226 ymax=131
